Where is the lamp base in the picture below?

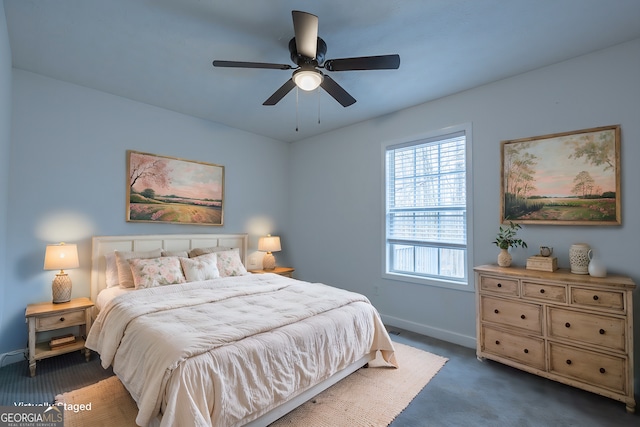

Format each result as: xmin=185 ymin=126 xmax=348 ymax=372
xmin=52 ymin=273 xmax=72 ymax=304
xmin=262 ymin=252 xmax=276 ymax=270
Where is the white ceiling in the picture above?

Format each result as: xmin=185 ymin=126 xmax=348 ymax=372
xmin=4 ymin=0 xmax=640 ymax=143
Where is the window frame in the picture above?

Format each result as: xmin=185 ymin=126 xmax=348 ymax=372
xmin=381 ymin=123 xmax=474 ymax=292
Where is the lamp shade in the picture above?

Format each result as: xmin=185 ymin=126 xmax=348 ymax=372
xmin=292 ymin=68 xmax=323 ymax=91
xmin=258 ymin=235 xmax=281 ymax=253
xmin=44 ymin=243 xmax=79 ymax=271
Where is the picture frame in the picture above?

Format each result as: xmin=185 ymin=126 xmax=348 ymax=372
xmin=126 ymin=150 xmax=224 ymax=225
xmin=500 ymin=125 xmax=621 ymax=225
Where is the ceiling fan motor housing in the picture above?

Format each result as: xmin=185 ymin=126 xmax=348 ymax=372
xmin=289 ymin=37 xmax=327 ymax=65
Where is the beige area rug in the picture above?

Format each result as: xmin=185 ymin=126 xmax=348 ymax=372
xmin=56 ymin=342 xmax=447 ymax=427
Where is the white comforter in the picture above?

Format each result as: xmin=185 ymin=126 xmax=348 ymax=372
xmin=86 ymin=273 xmax=397 ymax=427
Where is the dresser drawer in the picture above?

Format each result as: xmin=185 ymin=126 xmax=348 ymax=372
xmin=480 ymin=275 xmax=519 ymax=296
xmin=522 ymin=281 xmax=567 ymax=303
xmin=36 ymin=310 xmax=86 ymax=331
xmin=482 ymin=325 xmax=545 ymax=370
xmin=571 ymin=287 xmax=624 ymax=312
xmin=548 ymin=308 xmax=625 ymax=352
xmin=549 ymin=342 xmax=626 ymax=393
xmin=481 ymin=296 xmax=542 ymax=333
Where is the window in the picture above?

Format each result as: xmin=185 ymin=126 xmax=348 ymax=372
xmin=384 ymin=125 xmax=471 ymax=286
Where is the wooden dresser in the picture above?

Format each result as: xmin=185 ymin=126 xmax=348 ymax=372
xmin=474 ymin=265 xmax=636 ymax=412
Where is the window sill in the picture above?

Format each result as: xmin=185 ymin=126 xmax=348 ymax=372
xmin=382 ymin=271 xmax=474 ymax=292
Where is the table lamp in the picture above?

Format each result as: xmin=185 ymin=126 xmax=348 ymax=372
xmin=44 ymin=242 xmax=79 ymax=303
xmin=258 ymin=235 xmax=281 ymax=270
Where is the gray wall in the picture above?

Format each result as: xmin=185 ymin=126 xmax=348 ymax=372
xmin=289 ymin=38 xmax=640 ymax=354
xmin=0 ymin=70 xmax=291 ymax=355
xmin=0 ymin=4 xmax=12 ymax=354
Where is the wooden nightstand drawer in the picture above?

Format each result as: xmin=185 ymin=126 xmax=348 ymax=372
xmin=548 ymin=308 xmax=625 ymax=351
xmin=36 ymin=310 xmax=86 ymax=331
xmin=571 ymin=287 xmax=624 ymax=312
xmin=549 ymin=342 xmax=626 ymax=393
xmin=522 ymin=281 xmax=567 ymax=304
xmin=480 ymin=275 xmax=518 ymax=296
xmin=482 ymin=325 xmax=545 ymax=370
xmin=481 ymin=296 xmax=542 ymax=333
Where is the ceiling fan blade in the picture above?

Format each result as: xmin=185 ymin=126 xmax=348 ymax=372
xmin=263 ymin=79 xmax=296 ymax=106
xmin=292 ymin=10 xmax=318 ymax=59
xmin=323 ymin=54 xmax=400 ymax=71
xmin=213 ymin=60 xmax=292 ymax=70
xmin=320 ymin=75 xmax=356 ymax=107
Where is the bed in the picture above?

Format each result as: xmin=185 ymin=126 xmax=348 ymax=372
xmin=86 ymin=233 xmax=397 ymax=427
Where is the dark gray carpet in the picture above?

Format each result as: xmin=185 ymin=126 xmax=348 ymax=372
xmin=0 ymin=330 xmax=637 ymax=426
xmin=0 ymin=350 xmax=113 ymax=406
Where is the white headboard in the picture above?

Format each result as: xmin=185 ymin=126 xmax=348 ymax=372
xmin=91 ymin=233 xmax=248 ymax=302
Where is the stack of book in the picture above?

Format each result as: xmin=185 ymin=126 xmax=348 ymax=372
xmin=49 ymin=333 xmax=76 ymax=350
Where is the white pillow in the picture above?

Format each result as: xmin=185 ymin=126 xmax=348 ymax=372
xmin=104 ymin=252 xmax=120 ymax=288
xmin=129 ymin=256 xmax=186 ymax=289
xmin=115 ymin=248 xmax=162 ymax=288
xmin=215 ymin=249 xmax=249 ymax=277
xmin=180 ymin=253 xmax=220 ymax=282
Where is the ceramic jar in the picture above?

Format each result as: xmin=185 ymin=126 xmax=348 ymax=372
xmin=569 ymin=243 xmax=591 ymax=274
xmin=588 ymin=249 xmax=607 ymax=277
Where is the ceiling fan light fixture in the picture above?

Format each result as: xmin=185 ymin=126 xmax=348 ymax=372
xmin=293 ymin=68 xmax=323 ymax=91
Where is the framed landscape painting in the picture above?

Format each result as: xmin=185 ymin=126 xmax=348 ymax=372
xmin=500 ymin=125 xmax=621 ymax=225
xmin=126 ymin=150 xmax=224 ymax=225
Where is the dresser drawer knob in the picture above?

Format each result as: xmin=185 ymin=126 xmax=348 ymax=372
xmin=565 ymin=322 xmax=571 ymax=328
xmin=599 ymin=329 xmax=605 ymax=335
xmin=494 ymin=309 xmax=499 ymax=314
xmin=495 ymin=340 xmax=500 ymax=345
xmin=593 ymin=295 xmax=599 ymax=301
xmin=539 ymin=289 xmax=545 ymax=294
xmin=599 ymin=368 xmax=606 ymax=374
xmin=497 ymin=283 xmax=502 ymax=288
xmin=520 ymin=314 xmax=526 ymax=319
xmin=566 ymin=359 xmax=572 ymax=365
xmin=523 ymin=348 xmax=529 ymax=354
xmin=59 ymin=317 xmax=65 ymax=322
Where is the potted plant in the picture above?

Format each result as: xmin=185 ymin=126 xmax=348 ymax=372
xmin=493 ymin=221 xmax=527 ymax=267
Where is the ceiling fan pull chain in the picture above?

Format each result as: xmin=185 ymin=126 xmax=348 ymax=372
xmin=295 ymin=87 xmax=299 ymax=132
xmin=317 ymin=88 xmax=321 ymax=124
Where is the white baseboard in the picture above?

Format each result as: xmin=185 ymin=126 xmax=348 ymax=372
xmin=0 ymin=348 xmax=26 ymax=368
xmin=381 ymin=314 xmax=476 ymax=349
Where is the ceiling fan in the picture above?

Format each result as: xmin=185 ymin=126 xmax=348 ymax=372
xmin=212 ymin=10 xmax=400 ymax=107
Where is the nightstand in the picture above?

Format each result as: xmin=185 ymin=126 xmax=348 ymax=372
xmin=249 ymin=267 xmax=295 ymax=278
xmin=25 ymin=297 xmax=94 ymax=377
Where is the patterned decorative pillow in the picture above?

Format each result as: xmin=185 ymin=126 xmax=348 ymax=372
xmin=115 ymin=249 xmax=163 ymax=288
xmin=180 ymin=253 xmax=220 ymax=282
xmin=129 ymin=256 xmax=186 ymax=289
xmin=216 ymin=249 xmax=248 ymax=277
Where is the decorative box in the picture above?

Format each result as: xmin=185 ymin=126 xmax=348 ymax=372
xmin=526 ymin=255 xmax=558 ymax=272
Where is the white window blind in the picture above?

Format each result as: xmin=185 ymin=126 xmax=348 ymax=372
xmin=385 ymin=130 xmax=467 ymax=283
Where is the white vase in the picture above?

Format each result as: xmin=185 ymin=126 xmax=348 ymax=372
xmin=569 ymin=243 xmax=590 ymax=274
xmin=497 ymin=248 xmax=512 ymax=267
xmin=588 ymin=249 xmax=607 ymax=277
